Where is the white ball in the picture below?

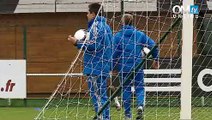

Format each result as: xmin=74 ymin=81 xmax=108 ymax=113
xmin=143 ymin=47 xmax=150 ymax=54
xmin=74 ymin=29 xmax=86 ymax=40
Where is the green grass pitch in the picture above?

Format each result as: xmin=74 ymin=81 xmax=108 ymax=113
xmin=0 ymin=98 xmax=212 ymax=120
xmin=0 ymin=107 xmax=212 ymax=120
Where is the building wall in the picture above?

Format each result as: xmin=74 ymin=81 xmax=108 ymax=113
xmin=0 ymin=13 xmax=87 ymax=97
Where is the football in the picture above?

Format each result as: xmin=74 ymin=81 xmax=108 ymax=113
xmin=143 ymin=47 xmax=150 ymax=54
xmin=74 ymin=29 xmax=87 ymax=40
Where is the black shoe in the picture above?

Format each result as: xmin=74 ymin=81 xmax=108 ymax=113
xmin=136 ymin=106 xmax=143 ymax=120
xmin=93 ymin=116 xmax=102 ymax=120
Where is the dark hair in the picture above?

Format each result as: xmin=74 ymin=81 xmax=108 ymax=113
xmin=122 ymin=14 xmax=133 ymax=26
xmin=88 ymin=3 xmax=104 ymax=16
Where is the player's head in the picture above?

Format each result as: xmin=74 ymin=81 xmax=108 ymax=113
xmin=122 ymin=13 xmax=133 ymax=26
xmin=87 ymin=3 xmax=104 ymax=22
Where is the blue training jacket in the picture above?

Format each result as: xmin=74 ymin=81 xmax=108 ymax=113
xmin=76 ymin=16 xmax=112 ymax=76
xmin=113 ymin=25 xmax=159 ymax=73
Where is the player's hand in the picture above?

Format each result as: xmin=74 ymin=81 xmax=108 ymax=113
xmin=68 ymin=35 xmax=77 ymax=46
xmin=152 ymin=60 xmax=159 ymax=69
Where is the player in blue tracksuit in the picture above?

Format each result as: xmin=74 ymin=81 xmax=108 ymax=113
xmin=112 ymin=14 xmax=159 ymax=120
xmin=68 ymin=3 xmax=112 ymax=120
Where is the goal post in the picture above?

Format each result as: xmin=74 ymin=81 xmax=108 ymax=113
xmin=180 ymin=0 xmax=193 ymax=119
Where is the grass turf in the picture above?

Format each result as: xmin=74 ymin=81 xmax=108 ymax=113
xmin=0 ymin=107 xmax=212 ymax=120
xmin=0 ymin=97 xmax=212 ymax=120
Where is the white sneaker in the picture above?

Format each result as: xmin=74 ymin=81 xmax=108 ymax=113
xmin=114 ymin=97 xmax=121 ymax=111
xmin=136 ymin=106 xmax=144 ymax=120
xmin=137 ymin=106 xmax=143 ymax=111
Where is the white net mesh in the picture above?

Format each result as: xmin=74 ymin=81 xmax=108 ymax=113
xmin=192 ymin=1 xmax=212 ymax=119
xmin=35 ymin=0 xmax=212 ymax=120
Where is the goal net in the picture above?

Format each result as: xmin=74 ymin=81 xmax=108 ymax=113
xmin=192 ymin=1 xmax=212 ymax=119
xmin=35 ymin=0 xmax=211 ymax=120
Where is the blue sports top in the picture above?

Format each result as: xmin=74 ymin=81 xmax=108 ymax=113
xmin=76 ymin=16 xmax=112 ymax=76
xmin=113 ymin=25 xmax=159 ymax=72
